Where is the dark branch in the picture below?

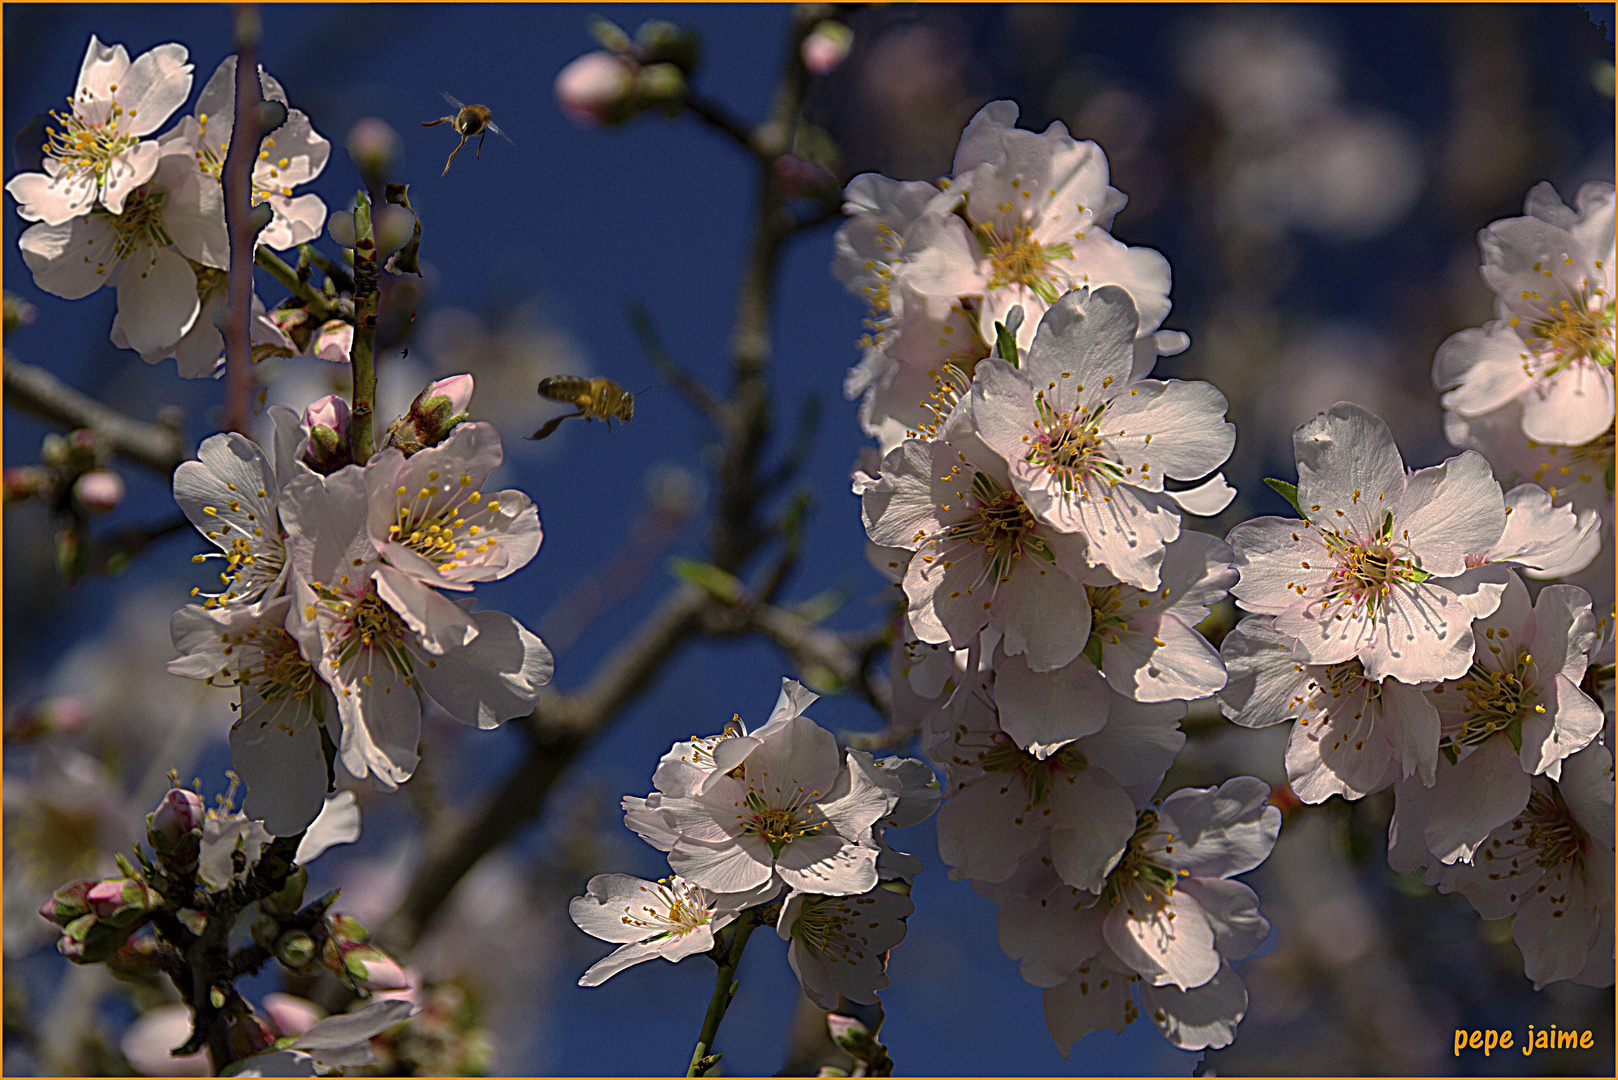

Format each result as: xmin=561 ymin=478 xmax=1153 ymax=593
xmin=3 ymin=356 xmax=189 ymax=475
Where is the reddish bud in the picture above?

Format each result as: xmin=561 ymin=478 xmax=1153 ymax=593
xmin=801 ymin=21 xmax=853 ymax=76
xmin=556 ymin=52 xmax=637 ymax=125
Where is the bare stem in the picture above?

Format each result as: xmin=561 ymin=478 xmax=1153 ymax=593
xmin=220 ymin=4 xmax=262 ymax=436
xmin=253 ymin=246 xmax=336 ymax=322
xmin=3 ymin=355 xmax=188 ymax=475
xmin=687 ymin=910 xmax=760 ymax=1076
xmin=348 ymin=191 xmax=379 ymax=464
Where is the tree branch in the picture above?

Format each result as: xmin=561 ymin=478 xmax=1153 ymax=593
xmin=3 ymin=356 xmax=189 ymax=475
xmin=626 ymin=298 xmax=726 ymax=423
xmin=220 ymin=4 xmax=262 ymax=437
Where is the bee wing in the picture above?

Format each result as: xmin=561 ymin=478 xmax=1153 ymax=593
xmin=440 ymin=90 xmax=467 ymax=110
xmin=487 ymin=119 xmax=516 ymax=146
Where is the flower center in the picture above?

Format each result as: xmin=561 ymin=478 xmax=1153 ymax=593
xmin=43 ymin=100 xmax=141 ymax=189
xmin=1440 ymin=651 xmax=1539 ymax=759
xmin=1026 ymin=392 xmax=1126 ymax=493
xmin=1521 ymin=784 xmax=1590 ymax=873
xmin=240 ymin=627 xmax=320 ymax=703
xmin=388 ymin=475 xmax=508 ymax=574
xmin=92 ymin=186 xmax=173 ymax=263
xmin=786 ymin=894 xmax=864 ymax=961
xmin=942 ymin=470 xmax=1052 ymax=587
xmin=971 ymin=726 xmax=1087 ymax=805
xmin=307 ymin=584 xmax=414 ymax=680
xmin=1102 ymin=809 xmax=1182 ymax=912
xmin=976 ymin=215 xmax=1072 ymax=303
xmin=1317 ymin=514 xmax=1426 ymax=617
xmin=619 ymin=879 xmax=712 ymax=940
xmin=1524 ymin=293 xmax=1615 ymax=375
xmin=740 ymin=789 xmax=827 ymax=858
xmin=191 ymin=500 xmax=285 ymax=610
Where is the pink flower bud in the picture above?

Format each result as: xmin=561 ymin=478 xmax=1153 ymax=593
xmin=825 ymin=1013 xmax=869 ymax=1047
xmin=73 ymin=469 xmax=125 ymax=513
xmin=303 ymin=394 xmax=350 ymax=435
xmin=261 ymin=993 xmax=325 ymax=1039
xmin=347 ymin=948 xmax=412 ymax=992
xmin=801 ymin=21 xmax=853 ymax=76
xmin=313 ymin=320 xmax=353 ymax=363
xmin=148 ymin=788 xmax=206 ymax=848
xmin=556 ymin=51 xmax=637 ymax=125
xmin=85 ymin=879 xmax=157 ymax=926
xmin=40 ymin=881 xmax=94 ymax=927
xmin=424 ymin=374 xmax=474 ymax=415
xmin=345 ymin=117 xmax=400 ymax=181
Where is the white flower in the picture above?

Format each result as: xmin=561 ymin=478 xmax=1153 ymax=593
xmin=1219 ymin=614 xmax=1440 ymax=801
xmin=232 ymin=999 xmax=416 ymax=1075
xmin=969 ymin=287 xmax=1235 ymax=590
xmin=365 ymin=422 xmax=542 ymax=592
xmin=1389 ymin=574 xmax=1602 ymax=866
xmin=893 ymin=101 xmax=1173 ymax=353
xmin=929 ymin=678 xmax=1183 ymax=890
xmin=168 ymin=56 xmax=331 ymax=250
xmin=847 ymin=749 xmax=940 ymax=883
xmin=776 ymin=884 xmax=914 ymax=1008
xmin=17 ymin=142 xmax=228 ymax=357
xmin=5 ymin=36 xmax=192 ymax=225
xmin=281 ymin=465 xmax=552 ymax=787
xmin=1228 ymin=402 xmax=1507 ymax=684
xmin=1434 ymin=182 xmax=1615 ymax=447
xmin=172 ymin=408 xmax=303 ymax=611
xmin=862 ymin=420 xmax=1096 ymax=673
xmin=656 ymin=713 xmax=891 ymax=896
xmin=569 ymin=873 xmax=778 ymax=986
xmin=1471 ymin=482 xmax=1602 ymax=579
xmin=169 ymin=595 xmax=337 ymax=837
xmin=113 ymin=281 xmax=292 ymax=378
xmin=1422 ymin=742 xmax=1613 ymax=989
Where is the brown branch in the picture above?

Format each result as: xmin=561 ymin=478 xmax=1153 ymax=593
xmin=220 ymin=5 xmax=262 ymax=436
xmin=3 ymin=356 xmax=188 ymax=475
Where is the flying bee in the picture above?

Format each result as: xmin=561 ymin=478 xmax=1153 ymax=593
xmin=421 ymin=91 xmax=514 ymax=175
xmin=528 ymin=376 xmax=642 ymax=440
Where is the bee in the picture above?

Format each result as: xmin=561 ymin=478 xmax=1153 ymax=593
xmin=421 ymin=91 xmax=515 ymax=176
xmin=527 ymin=376 xmax=640 ymax=440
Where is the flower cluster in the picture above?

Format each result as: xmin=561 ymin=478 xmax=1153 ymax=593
xmin=572 ymin=680 xmax=937 ymax=1010
xmin=6 ymin=38 xmax=330 ymax=376
xmin=167 ymin=377 xmax=552 ymax=836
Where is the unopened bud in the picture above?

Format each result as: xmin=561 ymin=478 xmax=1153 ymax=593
xmin=328 ymin=210 xmax=357 ymax=249
xmin=261 ymin=865 xmax=308 ymax=917
xmin=147 ymin=788 xmax=206 ymax=854
xmin=374 ymin=204 xmax=416 ymax=260
xmin=261 ymin=993 xmax=324 ymax=1039
xmin=773 ymin=155 xmax=841 ymax=202
xmin=251 ymin=913 xmax=282 ymax=949
xmin=58 ymin=913 xmax=135 ymax=964
xmin=637 ymin=62 xmax=686 ymax=106
xmin=72 ymin=470 xmax=125 ymax=514
xmin=801 ymin=21 xmax=853 ymax=76
xmin=395 ymin=374 xmax=474 ymax=451
xmin=345 ymin=117 xmax=400 ymax=186
xmin=313 ymin=320 xmax=353 ymax=364
xmin=825 ymin=1014 xmax=870 ymax=1050
xmin=344 ymin=946 xmax=411 ymax=992
xmin=635 ymin=20 xmax=699 ymax=74
xmin=3 ymin=291 xmax=37 ymax=335
xmin=40 ymin=881 xmax=94 ymax=927
xmin=275 ymin=929 xmax=317 ymax=970
xmin=86 ymin=878 xmax=160 ymax=928
xmin=9 ymin=694 xmax=91 ymax=739
xmin=106 ymin=934 xmax=164 ymax=980
xmin=3 ymin=465 xmax=49 ymax=505
xmin=555 ymin=52 xmax=637 ymax=126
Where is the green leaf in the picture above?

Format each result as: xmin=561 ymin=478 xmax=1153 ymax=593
xmin=670 ymin=558 xmax=743 ymax=604
xmin=994 ymin=320 xmax=1019 ymax=367
xmin=1263 ymin=477 xmax=1301 ymax=514
xmin=1082 ymin=634 xmax=1104 ymax=670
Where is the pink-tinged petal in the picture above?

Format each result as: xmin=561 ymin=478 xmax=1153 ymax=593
xmin=98 ymin=140 xmax=162 ymax=216
xmin=998 ymin=888 xmax=1106 ymax=987
xmin=1386 ymin=775 xmax=1436 ymax=874
xmin=1359 ymin=581 xmax=1475 ymax=684
xmin=1520 ymin=673 xmax=1602 ymax=777
xmin=1293 ymin=402 xmax=1406 ymax=539
xmin=163 ymin=160 xmax=229 ymax=269
xmin=893 ymin=212 xmax=987 ymax=299
xmin=260 ymin=192 xmax=328 ymax=250
xmin=413 ymin=609 xmax=552 ymax=729
xmin=374 ymin=565 xmax=477 ymax=653
xmin=1563 ymin=742 xmax=1615 ymax=840
xmin=1218 ymin=615 xmax=1311 ymax=728
xmin=967 ymin=357 xmax=1038 ymax=465
xmin=1104 ymin=614 xmax=1226 ymax=702
xmin=1104 ymin=887 xmax=1219 ymax=990
xmin=993 ymin=554 xmax=1092 ymax=672
xmin=18 ymin=217 xmax=117 ymax=298
xmin=1227 ymin=516 xmax=1329 ymax=617
xmin=1481 ymin=216 xmax=1600 ymax=322
xmin=1044 ymin=961 xmax=1134 ymax=1056
xmin=1178 ymin=878 xmax=1268 ymax=961
xmin=994 ymin=649 xmax=1111 ymax=756
xmin=1492 ymin=483 xmax=1601 ymax=577
xmin=1021 ymin=285 xmax=1139 ymax=399
xmin=1165 ymin=472 xmax=1237 ymax=517
xmin=569 ymin=874 xmax=689 ymax=943
xmin=114 ymin=42 xmax=192 ymax=137
xmin=1055 ymin=481 xmax=1179 ymax=591
xmin=775 ymin=835 xmax=879 ymax=896
xmin=1530 ymin=583 xmax=1599 ymax=680
xmin=1271 ymin=584 xmax=1374 ymax=667
xmin=1105 ymin=379 xmax=1235 ymax=484
xmin=1383 ymin=677 xmax=1441 ymax=786
xmin=951 ymin=100 xmax=1022 ymax=174
xmin=578 ymin=940 xmax=672 ymax=986
xmin=6 ymin=169 xmax=96 ymax=225
xmin=1433 ymin=325 xmax=1535 ymax=415
xmin=1424 ymin=739 xmax=1531 ymax=865
xmin=1514 ymin=859 xmax=1606 ymax=989
xmin=1395 ymin=451 xmax=1504 ymax=576
xmin=908 ymin=543 xmax=992 ymax=648
xmin=330 ymin=655 xmax=420 ymax=788
xmin=230 ymin=688 xmax=329 ymax=837
xmin=281 ymin=466 xmax=374 ymax=582
xmin=1284 ymin=684 xmax=1393 ymax=803
xmin=1154 ymin=778 xmax=1280 ymax=879
xmin=936 ymin=776 xmax=1044 ymax=883
xmin=114 ymin=245 xmax=198 ymax=356
xmin=1048 ymin=768 xmax=1137 ymax=892
xmin=1138 ymin=960 xmax=1247 ymax=1050
xmin=76 ymin=35 xmax=132 ymax=100
xmin=1074 ymin=696 xmax=1186 ymax=789
xmin=1429 ymin=563 xmax=1511 ymax=622
xmin=746 ymin=715 xmax=845 ymax=798
xmin=668 ymin=836 xmax=774 ymax=894
xmin=1056 ymin=235 xmax=1173 ymax=335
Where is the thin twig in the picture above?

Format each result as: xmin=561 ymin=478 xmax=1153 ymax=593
xmin=687 ymin=910 xmax=760 ymax=1075
xmin=626 ymin=299 xmax=726 ymax=423
xmin=683 ymin=95 xmax=761 ymax=157
xmin=254 ymin=247 xmax=337 ymax=322
xmin=3 ymin=356 xmax=188 ymax=475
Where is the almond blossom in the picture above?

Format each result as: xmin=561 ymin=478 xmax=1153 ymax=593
xmin=1228 ymin=402 xmax=1507 ymax=684
xmin=167 ymin=56 xmax=330 ymax=250
xmin=1387 ymin=574 xmax=1602 ymax=866
xmin=569 ymin=873 xmax=779 ymax=986
xmin=17 ymin=141 xmax=228 ymax=357
xmin=1433 ymin=181 xmax=1615 ymax=447
xmin=776 ymin=884 xmax=914 ymax=1008
xmin=5 ymin=36 xmax=193 ymax=225
xmin=968 ymin=287 xmax=1236 ymax=591
xmin=1419 ymin=742 xmax=1613 ymax=990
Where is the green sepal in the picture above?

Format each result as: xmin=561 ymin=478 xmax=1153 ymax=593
xmin=1263 ymin=478 xmax=1301 ymax=515
xmin=994 ymin=321 xmax=1019 ymax=367
xmin=1504 ymin=715 xmax=1523 ymax=755
xmin=670 ymin=558 xmax=743 ymax=604
xmin=1082 ymin=634 xmax=1105 ymax=669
